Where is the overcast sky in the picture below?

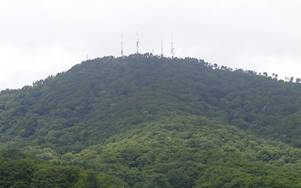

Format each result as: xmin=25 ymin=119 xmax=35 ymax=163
xmin=1 ymin=0 xmax=301 ymax=90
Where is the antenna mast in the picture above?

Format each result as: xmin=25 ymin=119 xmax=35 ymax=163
xmin=171 ymin=34 xmax=175 ymax=58
xmin=161 ymin=40 xmax=164 ymax=57
xmin=136 ymin=33 xmax=140 ymax=54
xmin=121 ymin=34 xmax=124 ymax=56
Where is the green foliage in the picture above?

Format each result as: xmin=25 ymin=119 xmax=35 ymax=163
xmin=0 ymin=150 xmax=126 ymax=188
xmin=63 ymin=116 xmax=301 ymax=187
xmin=1 ymin=54 xmax=301 ymax=187
xmin=1 ymin=55 xmax=301 ymax=151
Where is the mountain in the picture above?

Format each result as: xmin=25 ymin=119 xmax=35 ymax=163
xmin=1 ymin=54 xmax=301 ymax=187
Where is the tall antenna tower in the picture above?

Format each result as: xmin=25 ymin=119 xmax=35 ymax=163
xmin=121 ymin=34 xmax=124 ymax=56
xmin=171 ymin=34 xmax=175 ymax=58
xmin=161 ymin=40 xmax=164 ymax=57
xmin=136 ymin=33 xmax=140 ymax=54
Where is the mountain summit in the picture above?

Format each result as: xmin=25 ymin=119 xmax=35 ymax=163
xmin=1 ymin=54 xmax=301 ymax=187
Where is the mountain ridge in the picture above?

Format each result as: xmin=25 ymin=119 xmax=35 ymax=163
xmin=1 ymin=54 xmax=301 ymax=187
xmin=1 ymin=54 xmax=301 ymax=150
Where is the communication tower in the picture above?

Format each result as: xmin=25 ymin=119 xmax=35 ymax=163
xmin=121 ymin=34 xmax=124 ymax=56
xmin=171 ymin=35 xmax=175 ymax=58
xmin=161 ymin=40 xmax=164 ymax=57
xmin=136 ymin=33 xmax=140 ymax=54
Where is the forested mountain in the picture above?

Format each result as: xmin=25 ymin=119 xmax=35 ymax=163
xmin=1 ymin=54 xmax=301 ymax=187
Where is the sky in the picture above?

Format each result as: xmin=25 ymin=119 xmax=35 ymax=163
xmin=1 ymin=0 xmax=301 ymax=90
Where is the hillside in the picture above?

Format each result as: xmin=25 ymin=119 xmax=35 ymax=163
xmin=62 ymin=116 xmax=301 ymax=187
xmin=1 ymin=54 xmax=301 ymax=150
xmin=1 ymin=54 xmax=301 ymax=187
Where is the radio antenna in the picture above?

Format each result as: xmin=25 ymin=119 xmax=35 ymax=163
xmin=121 ymin=34 xmax=124 ymax=56
xmin=171 ymin=34 xmax=175 ymax=58
xmin=136 ymin=33 xmax=140 ymax=54
xmin=161 ymin=40 xmax=164 ymax=57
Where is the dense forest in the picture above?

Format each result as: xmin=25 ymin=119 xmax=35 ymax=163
xmin=1 ymin=54 xmax=301 ymax=187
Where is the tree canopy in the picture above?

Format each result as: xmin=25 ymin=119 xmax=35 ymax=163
xmin=1 ymin=54 xmax=301 ymax=187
